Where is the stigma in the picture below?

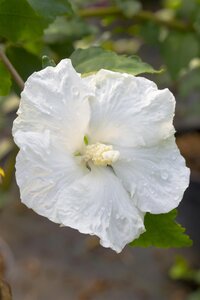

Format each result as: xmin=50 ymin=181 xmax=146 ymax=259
xmin=84 ymin=143 xmax=120 ymax=166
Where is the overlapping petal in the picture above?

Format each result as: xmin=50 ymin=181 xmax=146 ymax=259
xmin=15 ymin=130 xmax=88 ymax=223
xmin=13 ymin=59 xmax=190 ymax=253
xmin=13 ymin=59 xmax=93 ymax=153
xmin=84 ymin=69 xmax=175 ymax=148
xmin=113 ymin=137 xmax=190 ymax=214
xmin=57 ymin=166 xmax=145 ymax=253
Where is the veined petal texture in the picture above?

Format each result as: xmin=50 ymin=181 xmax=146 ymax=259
xmin=13 ymin=60 xmax=190 ymax=252
xmin=57 ymin=166 xmax=145 ymax=253
xmin=13 ymin=59 xmax=93 ymax=153
xmin=85 ymin=69 xmax=175 ymax=147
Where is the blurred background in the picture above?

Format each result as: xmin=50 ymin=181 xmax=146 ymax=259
xmin=0 ymin=0 xmax=200 ymax=299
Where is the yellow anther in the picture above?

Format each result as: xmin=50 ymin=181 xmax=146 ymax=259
xmin=84 ymin=143 xmax=120 ymax=166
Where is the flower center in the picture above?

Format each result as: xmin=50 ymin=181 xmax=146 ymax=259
xmin=84 ymin=143 xmax=120 ymax=166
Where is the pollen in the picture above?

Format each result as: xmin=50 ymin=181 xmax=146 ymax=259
xmin=84 ymin=143 xmax=120 ymax=166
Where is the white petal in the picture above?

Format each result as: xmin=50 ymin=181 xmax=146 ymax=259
xmin=57 ymin=166 xmax=145 ymax=253
xmin=15 ymin=130 xmax=88 ymax=223
xmin=85 ymin=69 xmax=175 ymax=147
xmin=13 ymin=59 xmax=93 ymax=153
xmin=113 ymin=137 xmax=190 ymax=214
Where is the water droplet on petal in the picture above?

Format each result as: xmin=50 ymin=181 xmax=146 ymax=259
xmin=101 ymin=206 xmax=105 ymax=211
xmin=71 ymin=86 xmax=79 ymax=96
xmin=161 ymin=172 xmax=168 ymax=180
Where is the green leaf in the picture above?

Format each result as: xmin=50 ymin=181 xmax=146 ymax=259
xmin=70 ymin=47 xmax=162 ymax=76
xmin=6 ymin=46 xmax=41 ymax=94
xmin=161 ymin=32 xmax=199 ymax=80
xmin=45 ymin=17 xmax=98 ymax=42
xmin=0 ymin=0 xmax=47 ymax=42
xmin=130 ymin=210 xmax=192 ymax=248
xmin=42 ymin=55 xmax=56 ymax=68
xmin=44 ymin=17 xmax=98 ymax=60
xmin=6 ymin=46 xmax=41 ymax=80
xmin=114 ymin=0 xmax=142 ymax=17
xmin=0 ymin=62 xmax=11 ymax=96
xmin=27 ymin=0 xmax=73 ymax=21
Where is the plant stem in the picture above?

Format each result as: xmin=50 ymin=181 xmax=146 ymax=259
xmin=0 ymin=47 xmax=24 ymax=91
xmin=79 ymin=6 xmax=194 ymax=32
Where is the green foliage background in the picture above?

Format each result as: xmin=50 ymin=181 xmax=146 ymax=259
xmin=0 ymin=0 xmax=198 ymax=248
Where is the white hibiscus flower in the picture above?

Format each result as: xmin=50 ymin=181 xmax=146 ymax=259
xmin=13 ymin=59 xmax=190 ymax=253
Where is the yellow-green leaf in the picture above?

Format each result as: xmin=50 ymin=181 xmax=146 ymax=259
xmin=0 ymin=0 xmax=47 ymax=42
xmin=27 ymin=0 xmax=73 ymax=21
xmin=130 ymin=210 xmax=192 ymax=248
xmin=70 ymin=47 xmax=162 ymax=76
